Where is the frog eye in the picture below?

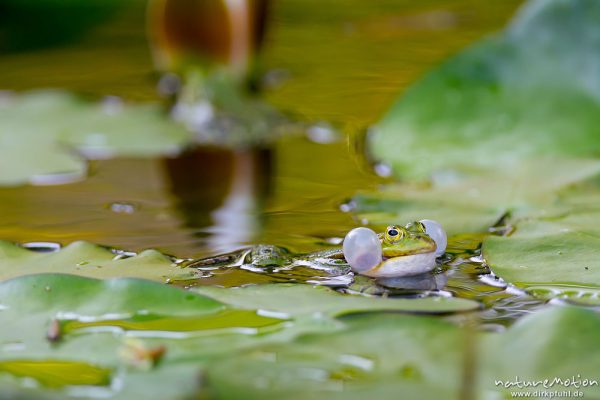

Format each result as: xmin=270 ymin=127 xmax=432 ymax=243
xmin=385 ymin=225 xmax=405 ymax=243
xmin=406 ymin=221 xmax=426 ymax=233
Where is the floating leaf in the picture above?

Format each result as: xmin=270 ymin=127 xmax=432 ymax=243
xmin=194 ymin=283 xmax=480 ymax=316
xmin=0 ymin=91 xmax=190 ymax=186
xmin=370 ymin=0 xmax=600 ymax=180
xmin=0 ymin=274 xmax=223 ymax=320
xmin=352 ymin=159 xmax=600 ymax=235
xmin=2 ymin=274 xmax=600 ymax=399
xmin=480 ymin=306 xmax=600 ymax=399
xmin=206 ymin=313 xmax=467 ymax=400
xmin=207 ymin=306 xmax=600 ymax=400
xmin=483 ymin=211 xmax=600 ymax=287
xmin=0 ymin=240 xmax=195 ymax=282
xmin=0 ymin=274 xmax=288 ymax=399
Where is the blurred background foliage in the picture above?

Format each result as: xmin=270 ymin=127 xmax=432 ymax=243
xmin=0 ymin=0 xmax=523 ymax=257
xmin=0 ymin=0 xmax=522 ymax=127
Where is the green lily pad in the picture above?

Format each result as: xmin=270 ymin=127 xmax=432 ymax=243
xmin=206 ymin=313 xmax=467 ymax=400
xmin=480 ymin=306 xmax=600 ymax=399
xmin=370 ymin=0 xmax=600 ymax=180
xmin=0 ymin=273 xmax=222 ymax=312
xmin=207 ymin=306 xmax=600 ymax=400
xmin=483 ymin=211 xmax=600 ymax=288
xmin=352 ymin=159 xmax=600 ymax=235
xmin=3 ymin=274 xmax=600 ymax=399
xmin=0 ymin=274 xmax=290 ymax=399
xmin=0 ymin=240 xmax=196 ymax=282
xmin=0 ymin=90 xmax=190 ymax=186
xmin=351 ymin=185 xmax=502 ymax=236
xmin=0 ymin=274 xmax=475 ymax=399
xmin=195 ymin=283 xmax=479 ymax=315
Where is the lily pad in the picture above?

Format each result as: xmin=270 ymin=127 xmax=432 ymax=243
xmin=194 ymin=283 xmax=480 ymax=316
xmin=0 ymin=274 xmax=474 ymax=399
xmin=206 ymin=313 xmax=467 ymax=400
xmin=352 ymin=159 xmax=600 ymax=235
xmin=0 ymin=240 xmax=195 ymax=282
xmin=0 ymin=274 xmax=223 ymax=316
xmin=207 ymin=306 xmax=600 ymax=400
xmin=480 ymin=306 xmax=600 ymax=399
xmin=0 ymin=91 xmax=190 ymax=186
xmin=370 ymin=0 xmax=600 ymax=180
xmin=0 ymin=274 xmax=290 ymax=399
xmin=483 ymin=211 xmax=600 ymax=287
xmin=3 ymin=274 xmax=600 ymax=399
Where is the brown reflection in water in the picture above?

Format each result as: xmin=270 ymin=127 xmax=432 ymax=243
xmin=163 ymin=146 xmax=273 ymax=252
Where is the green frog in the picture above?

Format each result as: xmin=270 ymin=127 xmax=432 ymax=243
xmin=375 ymin=222 xmax=438 ymax=277
xmin=189 ymin=220 xmax=445 ymax=278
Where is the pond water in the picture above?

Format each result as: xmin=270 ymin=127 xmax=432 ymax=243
xmin=0 ymin=0 xmax=534 ymax=326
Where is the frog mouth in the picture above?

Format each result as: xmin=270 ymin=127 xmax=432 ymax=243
xmin=382 ymin=244 xmax=437 ymax=257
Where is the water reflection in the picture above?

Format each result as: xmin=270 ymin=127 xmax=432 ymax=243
xmin=163 ymin=146 xmax=273 ymax=253
xmin=378 ymin=273 xmax=449 ymax=291
xmin=0 ymin=0 xmax=537 ymax=329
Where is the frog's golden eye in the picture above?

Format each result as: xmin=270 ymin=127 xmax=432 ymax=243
xmin=406 ymin=221 xmax=426 ymax=233
xmin=385 ymin=225 xmax=405 ymax=243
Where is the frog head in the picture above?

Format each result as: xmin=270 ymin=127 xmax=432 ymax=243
xmin=381 ymin=223 xmax=437 ymax=258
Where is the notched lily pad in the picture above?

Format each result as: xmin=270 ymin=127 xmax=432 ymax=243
xmin=483 ymin=212 xmax=600 ymax=288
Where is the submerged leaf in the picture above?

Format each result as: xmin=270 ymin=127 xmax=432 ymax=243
xmin=0 ymin=360 xmax=111 ymax=388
